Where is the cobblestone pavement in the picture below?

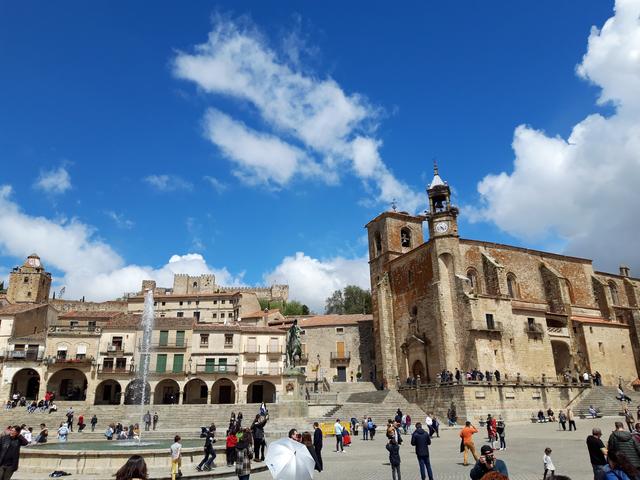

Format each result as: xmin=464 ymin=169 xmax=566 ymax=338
xmin=250 ymin=417 xmax=615 ymax=480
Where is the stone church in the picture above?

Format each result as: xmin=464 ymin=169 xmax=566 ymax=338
xmin=367 ymin=166 xmax=640 ymax=388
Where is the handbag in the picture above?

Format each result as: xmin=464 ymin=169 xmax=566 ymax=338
xmin=459 ymin=439 xmax=465 ymax=453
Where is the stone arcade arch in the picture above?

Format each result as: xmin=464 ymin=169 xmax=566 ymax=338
xmin=211 ymin=378 xmax=236 ymax=404
xmin=154 ymin=379 xmax=180 ymax=404
xmin=11 ymin=369 xmax=40 ymax=400
xmin=551 ymin=340 xmax=572 ymax=376
xmin=46 ymin=368 xmax=87 ymax=401
xmin=95 ymin=380 xmax=122 ymax=405
xmin=124 ymin=379 xmax=151 ymax=405
xmin=246 ymin=380 xmax=276 ymax=404
xmin=184 ymin=378 xmax=207 ymax=404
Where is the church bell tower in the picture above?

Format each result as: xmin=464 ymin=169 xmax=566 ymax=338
xmin=426 ymin=162 xmax=459 ymax=239
xmin=7 ymin=254 xmax=52 ymax=303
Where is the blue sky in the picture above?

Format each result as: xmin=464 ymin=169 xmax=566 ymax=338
xmin=1 ymin=1 xmax=638 ymax=312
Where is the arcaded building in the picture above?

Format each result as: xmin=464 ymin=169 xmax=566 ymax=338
xmin=367 ymin=166 xmax=640 ymax=388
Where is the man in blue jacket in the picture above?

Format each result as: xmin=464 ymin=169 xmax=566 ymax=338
xmin=470 ymin=445 xmax=509 ymax=480
xmin=411 ymin=422 xmax=434 ymax=480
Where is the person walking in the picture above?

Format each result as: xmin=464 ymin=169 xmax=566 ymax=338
xmin=410 ymin=422 xmax=433 ymax=480
xmin=66 ymin=407 xmax=74 ymax=432
xmin=586 ymin=427 xmax=608 ymax=479
xmin=77 ymin=415 xmax=85 ymax=432
xmin=496 ymin=417 xmax=506 ymax=450
xmin=460 ymin=421 xmax=479 ymax=466
xmin=170 ymin=435 xmax=182 ymax=480
xmin=57 ymin=422 xmax=69 ymax=442
xmin=0 ymin=426 xmax=29 ymax=480
xmin=143 ymin=411 xmax=151 ymax=431
xmin=90 ymin=414 xmax=98 ymax=432
xmin=362 ymin=415 xmax=369 ymax=440
xmin=558 ymin=410 xmax=567 ymax=431
xmin=386 ymin=437 xmax=401 ymax=480
xmin=195 ymin=429 xmax=216 ymax=471
xmin=250 ymin=413 xmax=268 ymax=462
xmin=235 ymin=428 xmax=253 ymax=480
xmin=368 ymin=417 xmax=376 ymax=440
xmin=543 ymin=447 xmax=555 ymax=479
xmin=608 ymin=421 xmax=640 ymax=469
xmin=152 ymin=412 xmax=159 ymax=431
xmin=624 ymin=407 xmax=635 ymax=433
xmin=313 ymin=422 xmax=323 ymax=472
xmin=334 ymin=418 xmax=344 ymax=453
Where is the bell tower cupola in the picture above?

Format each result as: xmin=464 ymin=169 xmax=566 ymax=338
xmin=426 ymin=162 xmax=459 ymax=238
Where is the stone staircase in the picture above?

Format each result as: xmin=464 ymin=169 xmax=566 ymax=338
xmin=0 ymin=403 xmax=305 ymax=438
xmin=320 ymin=389 xmax=427 ymax=425
xmin=329 ymin=381 xmax=379 ymax=403
xmin=571 ymin=386 xmax=640 ymax=417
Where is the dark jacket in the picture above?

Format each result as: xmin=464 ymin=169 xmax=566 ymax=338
xmin=251 ymin=416 xmax=268 ymax=441
xmin=0 ymin=434 xmax=29 ymax=471
xmin=386 ymin=442 xmax=401 ymax=466
xmin=470 ymin=458 xmax=509 ymax=480
xmin=313 ymin=428 xmax=323 ymax=449
xmin=608 ymin=430 xmax=640 ymax=468
xmin=410 ymin=427 xmax=431 ymax=457
xmin=306 ymin=445 xmax=321 ymax=472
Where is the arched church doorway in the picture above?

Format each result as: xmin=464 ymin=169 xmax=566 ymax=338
xmin=551 ymin=340 xmax=572 ymax=376
xmin=412 ymin=360 xmax=425 ymax=379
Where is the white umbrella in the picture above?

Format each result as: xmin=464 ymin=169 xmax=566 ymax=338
xmin=265 ymin=437 xmax=315 ymax=480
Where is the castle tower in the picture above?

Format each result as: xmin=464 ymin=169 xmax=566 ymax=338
xmin=7 ymin=254 xmax=52 ymax=303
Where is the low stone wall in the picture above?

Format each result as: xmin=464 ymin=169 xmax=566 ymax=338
xmin=400 ymin=383 xmax=590 ymax=422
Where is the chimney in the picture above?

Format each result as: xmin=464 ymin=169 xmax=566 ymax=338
xmin=620 ymin=265 xmax=630 ymax=277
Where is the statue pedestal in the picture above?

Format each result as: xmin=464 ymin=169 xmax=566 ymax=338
xmin=278 ymin=368 xmax=308 ymax=418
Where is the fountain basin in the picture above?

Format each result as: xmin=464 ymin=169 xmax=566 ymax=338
xmin=22 ymin=441 xmax=225 ymax=475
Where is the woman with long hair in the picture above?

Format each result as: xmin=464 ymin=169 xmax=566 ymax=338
xmin=235 ymin=428 xmax=254 ymax=480
xmin=301 ymin=431 xmax=321 ymax=472
xmin=602 ymin=450 xmax=639 ymax=480
xmin=115 ymin=455 xmax=148 ymax=480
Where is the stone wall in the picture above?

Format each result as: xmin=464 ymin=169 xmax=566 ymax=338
xmin=50 ymin=299 xmax=128 ymax=313
xmin=400 ymin=383 xmax=589 ymax=422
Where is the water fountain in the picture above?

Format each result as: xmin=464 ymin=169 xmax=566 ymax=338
xmin=137 ymin=288 xmax=155 ymax=443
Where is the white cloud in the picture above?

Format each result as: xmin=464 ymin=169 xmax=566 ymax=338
xmin=204 ymin=109 xmax=324 ymax=187
xmin=469 ymin=0 xmax=640 ymax=272
xmin=105 ymin=211 xmax=134 ymax=229
xmin=0 ymin=186 xmax=244 ymax=300
xmin=263 ymin=251 xmax=369 ymax=313
xmin=203 ymin=175 xmax=228 ymax=194
xmin=34 ymin=166 xmax=71 ymax=194
xmin=144 ymin=174 xmax=193 ymax=192
xmin=173 ymin=18 xmax=423 ymax=211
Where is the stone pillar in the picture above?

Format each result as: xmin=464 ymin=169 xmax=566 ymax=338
xmin=279 ymin=369 xmax=308 ymax=418
xmin=178 ymin=391 xmax=184 ymax=405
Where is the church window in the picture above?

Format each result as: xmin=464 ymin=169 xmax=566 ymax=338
xmin=609 ymin=281 xmax=620 ymax=305
xmin=27 ymin=292 xmax=31 ymax=297
xmin=400 ymin=228 xmax=412 ymax=248
xmin=23 ymin=276 xmax=28 ymax=283
xmin=598 ymin=342 xmax=604 ymax=354
xmin=193 ymin=282 xmax=198 ymax=288
xmin=565 ymin=280 xmax=576 ymax=304
xmin=374 ymin=232 xmax=382 ymax=256
xmin=411 ymin=306 xmax=418 ymax=318
xmin=506 ymin=273 xmax=518 ymax=298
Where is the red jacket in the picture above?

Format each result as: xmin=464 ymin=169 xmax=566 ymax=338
xmin=226 ymin=435 xmax=238 ymax=448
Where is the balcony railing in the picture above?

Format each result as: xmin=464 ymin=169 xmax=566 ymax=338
xmin=51 ymin=356 xmax=94 ymax=365
xmin=330 ymin=351 xmax=351 ymax=362
xmin=195 ymin=364 xmax=238 ymax=374
xmin=469 ymin=321 xmax=504 ymax=333
xmin=142 ymin=341 xmax=188 ymax=349
xmin=243 ymin=345 xmax=260 ymax=354
xmin=101 ymin=345 xmax=134 ymax=355
xmin=48 ymin=325 xmax=102 ymax=335
xmin=525 ymin=323 xmax=544 ymax=335
xmin=547 ymin=326 xmax=570 ymax=337
xmin=243 ymin=367 xmax=281 ymax=376
xmin=98 ymin=365 xmax=134 ymax=374
xmin=5 ymin=350 xmax=44 ymax=361
xmin=267 ymin=345 xmax=283 ymax=355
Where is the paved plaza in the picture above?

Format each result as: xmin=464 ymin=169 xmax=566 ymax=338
xmin=248 ymin=418 xmax=612 ymax=480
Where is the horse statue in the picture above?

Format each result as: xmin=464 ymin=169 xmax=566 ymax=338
xmin=285 ymin=319 xmax=302 ymax=369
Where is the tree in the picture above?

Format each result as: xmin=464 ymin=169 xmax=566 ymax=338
xmin=343 ymin=285 xmax=372 ymax=314
xmin=282 ymin=301 xmax=308 ymax=316
xmin=325 ymin=286 xmax=372 ymax=314
xmin=325 ymin=289 xmax=345 ymax=314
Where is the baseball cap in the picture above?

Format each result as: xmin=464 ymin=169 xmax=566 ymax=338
xmin=480 ymin=445 xmax=494 ymax=455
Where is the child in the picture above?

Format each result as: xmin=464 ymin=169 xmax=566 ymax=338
xmin=543 ymin=447 xmax=555 ymax=479
xmin=170 ymin=435 xmax=182 ymax=480
xmin=386 ymin=437 xmax=401 ymax=480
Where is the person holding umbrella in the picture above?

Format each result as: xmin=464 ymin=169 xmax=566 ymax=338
xmin=265 ymin=436 xmax=316 ymax=480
